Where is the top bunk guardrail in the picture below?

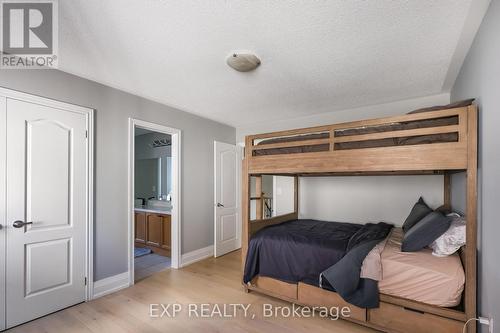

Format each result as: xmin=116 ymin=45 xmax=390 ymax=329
xmin=245 ymin=105 xmax=476 ymax=175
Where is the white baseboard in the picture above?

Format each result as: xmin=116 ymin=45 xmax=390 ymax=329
xmin=181 ymin=245 xmax=214 ymax=267
xmin=92 ymin=272 xmax=130 ymax=299
xmin=91 ymin=246 xmax=213 ymax=299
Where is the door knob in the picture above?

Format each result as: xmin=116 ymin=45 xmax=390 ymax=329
xmin=12 ymin=220 xmax=33 ymax=228
xmin=216 ymin=203 xmax=224 ymax=207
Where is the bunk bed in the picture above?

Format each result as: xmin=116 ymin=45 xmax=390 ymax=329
xmin=241 ymin=102 xmax=478 ymax=333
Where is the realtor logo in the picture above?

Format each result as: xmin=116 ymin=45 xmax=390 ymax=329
xmin=1 ymin=0 xmax=58 ymax=68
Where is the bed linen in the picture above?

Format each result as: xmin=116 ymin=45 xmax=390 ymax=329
xmin=243 ymin=219 xmax=393 ymax=308
xmin=243 ymin=219 xmax=361 ymax=285
xmin=252 ymin=100 xmax=475 ymax=156
xmin=253 ymin=118 xmax=459 ymax=155
xmin=378 ymin=229 xmax=465 ymax=307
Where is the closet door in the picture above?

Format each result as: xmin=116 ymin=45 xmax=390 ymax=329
xmin=0 ymin=96 xmax=6 ymax=331
xmin=5 ymin=97 xmax=88 ymax=328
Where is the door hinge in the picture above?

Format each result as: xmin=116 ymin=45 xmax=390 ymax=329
xmin=85 ymin=130 xmax=88 ymax=139
xmin=84 ymin=277 xmax=87 ymax=285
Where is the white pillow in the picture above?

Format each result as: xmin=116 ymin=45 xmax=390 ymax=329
xmin=430 ymin=213 xmax=466 ymax=257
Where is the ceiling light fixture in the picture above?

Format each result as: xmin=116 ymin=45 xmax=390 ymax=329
xmin=226 ymin=52 xmax=261 ymax=72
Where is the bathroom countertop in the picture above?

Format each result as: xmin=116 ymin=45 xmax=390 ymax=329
xmin=134 ymin=205 xmax=172 ymax=215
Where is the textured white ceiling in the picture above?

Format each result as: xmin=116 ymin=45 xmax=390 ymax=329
xmin=59 ymin=0 xmax=481 ymax=127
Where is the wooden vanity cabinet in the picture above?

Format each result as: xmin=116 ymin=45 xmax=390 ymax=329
xmin=161 ymin=216 xmax=171 ymax=251
xmin=135 ymin=211 xmax=171 ymax=256
xmin=146 ymin=214 xmax=162 ymax=247
xmin=135 ymin=212 xmax=147 ymax=243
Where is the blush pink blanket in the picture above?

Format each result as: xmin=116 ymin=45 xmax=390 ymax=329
xmin=377 ymin=228 xmax=465 ymax=307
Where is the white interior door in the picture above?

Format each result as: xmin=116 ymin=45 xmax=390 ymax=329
xmin=0 ymin=96 xmax=6 ymax=331
xmin=5 ymin=98 xmax=88 ymax=328
xmin=214 ymin=141 xmax=240 ymax=257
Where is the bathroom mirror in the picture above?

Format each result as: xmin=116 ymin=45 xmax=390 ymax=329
xmin=135 ymin=131 xmax=173 ymax=205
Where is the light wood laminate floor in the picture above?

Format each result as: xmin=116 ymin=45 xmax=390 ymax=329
xmin=6 ymin=250 xmax=377 ymax=333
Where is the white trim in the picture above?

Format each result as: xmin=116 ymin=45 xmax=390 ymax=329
xmin=85 ymin=108 xmax=95 ymax=301
xmin=128 ymin=118 xmax=182 ymax=287
xmin=0 ymin=96 xmax=6 ymax=331
xmin=237 ymin=142 xmax=245 ymax=248
xmin=0 ymin=87 xmax=94 ymax=308
xmin=92 ymin=272 xmax=130 ymax=299
xmin=0 ymin=87 xmax=95 ymax=115
xmin=237 ymin=145 xmax=243 ymax=249
xmin=213 ymin=141 xmax=217 ymax=257
xmin=181 ymin=245 xmax=214 ymax=267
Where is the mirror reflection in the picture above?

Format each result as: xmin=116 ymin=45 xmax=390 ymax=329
xmin=134 ymin=130 xmax=172 ymax=207
xmin=250 ymin=175 xmax=295 ymax=220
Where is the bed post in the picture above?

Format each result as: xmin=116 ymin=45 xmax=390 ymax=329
xmin=255 ymin=176 xmax=263 ymax=220
xmin=241 ymin=136 xmax=252 ymax=283
xmin=443 ymin=173 xmax=451 ymax=210
xmin=294 ymin=176 xmax=299 ymax=219
xmin=465 ymin=105 xmax=478 ymax=333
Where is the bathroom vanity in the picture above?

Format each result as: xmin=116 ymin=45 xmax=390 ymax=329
xmin=134 ymin=206 xmax=171 ymax=257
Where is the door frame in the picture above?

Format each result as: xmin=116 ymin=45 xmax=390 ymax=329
xmin=0 ymin=95 xmax=6 ymax=331
xmin=0 ymin=87 xmax=95 ymax=328
xmin=213 ymin=141 xmax=241 ymax=257
xmin=127 ymin=118 xmax=182 ymax=284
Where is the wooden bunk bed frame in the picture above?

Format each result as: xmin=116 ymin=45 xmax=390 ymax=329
xmin=241 ymin=105 xmax=478 ymax=333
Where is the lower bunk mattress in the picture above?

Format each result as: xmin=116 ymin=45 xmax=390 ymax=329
xmin=244 ymin=219 xmax=465 ymax=308
xmin=378 ymin=228 xmax=465 ymax=307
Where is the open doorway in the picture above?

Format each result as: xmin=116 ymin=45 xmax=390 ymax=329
xmin=128 ymin=119 xmax=181 ymax=284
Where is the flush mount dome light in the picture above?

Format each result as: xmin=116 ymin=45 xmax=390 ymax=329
xmin=226 ymin=52 xmax=261 ymax=72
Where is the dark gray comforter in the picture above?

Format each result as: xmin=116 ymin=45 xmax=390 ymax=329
xmin=320 ymin=222 xmax=393 ymax=308
xmin=243 ymin=219 xmax=393 ymax=308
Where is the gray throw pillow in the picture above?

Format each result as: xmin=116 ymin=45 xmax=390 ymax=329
xmin=402 ymin=212 xmax=452 ymax=252
xmin=402 ymin=197 xmax=432 ymax=233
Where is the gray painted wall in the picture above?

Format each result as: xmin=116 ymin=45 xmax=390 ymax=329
xmin=0 ymin=70 xmax=235 ymax=281
xmin=450 ymin=0 xmax=499 ymax=329
xmin=299 ymin=176 xmax=443 ymax=226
